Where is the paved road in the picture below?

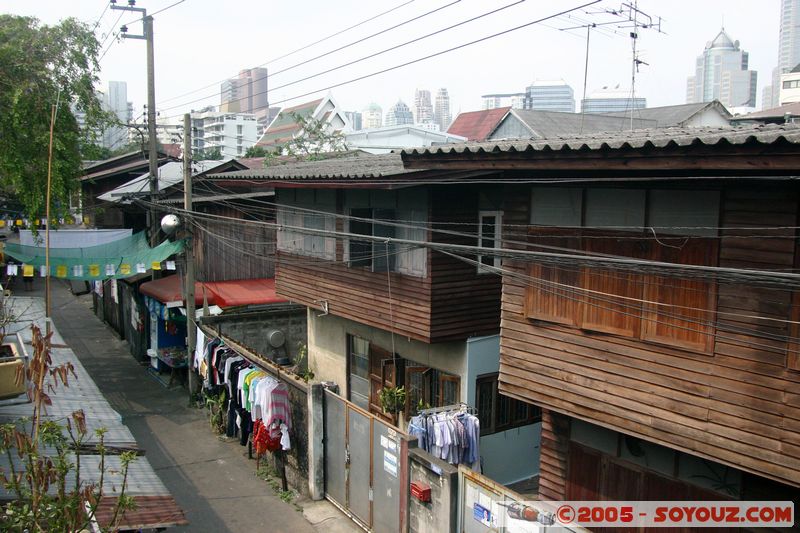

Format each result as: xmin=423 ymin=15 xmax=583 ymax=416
xmin=40 ymin=279 xmax=319 ymax=533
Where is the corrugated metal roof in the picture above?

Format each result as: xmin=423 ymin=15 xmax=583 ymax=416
xmin=402 ymin=123 xmax=800 ymax=156
xmin=446 ymin=107 xmax=510 ymax=141
xmin=601 ymin=101 xmax=731 ymax=126
xmin=503 ymin=109 xmax=655 ymax=139
xmin=208 ymin=152 xmax=413 ymax=180
xmin=733 ymin=101 xmax=800 ymax=120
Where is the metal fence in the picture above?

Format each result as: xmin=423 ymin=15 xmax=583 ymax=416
xmin=323 ymin=388 xmax=410 ymax=532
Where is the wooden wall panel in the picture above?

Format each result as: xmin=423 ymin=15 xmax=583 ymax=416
xmin=195 ymin=206 xmax=275 ymax=282
xmin=429 ymin=187 xmax=501 ymax=340
xmin=538 ymin=409 xmax=570 ymax=501
xmin=499 ymin=185 xmax=800 ymax=488
xmin=276 ymin=252 xmax=432 ymax=341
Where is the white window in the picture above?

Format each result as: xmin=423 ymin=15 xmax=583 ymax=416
xmin=276 ymin=189 xmax=335 ymax=260
xmin=477 ymin=210 xmax=502 ymax=273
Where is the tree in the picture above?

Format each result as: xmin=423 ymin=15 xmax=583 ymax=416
xmin=196 ymin=147 xmax=223 ymax=160
xmin=281 ymin=112 xmax=348 ymax=161
xmin=243 ymin=145 xmax=270 ymax=158
xmin=0 ymin=16 xmax=107 ymax=219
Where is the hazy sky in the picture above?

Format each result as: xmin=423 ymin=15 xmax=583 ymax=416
xmin=5 ymin=0 xmax=781 ymax=123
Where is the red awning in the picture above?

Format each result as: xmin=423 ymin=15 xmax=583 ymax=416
xmin=203 ymin=278 xmax=287 ymax=307
xmin=139 ymin=275 xmax=286 ymax=308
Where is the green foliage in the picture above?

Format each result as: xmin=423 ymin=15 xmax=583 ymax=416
xmin=378 ymin=386 xmax=406 ymax=414
xmin=204 ymin=391 xmax=227 ymax=434
xmin=281 ymin=112 xmax=348 ymax=162
xmin=196 ymin=147 xmax=223 ymax=160
xmin=0 ymin=324 xmax=136 ymax=532
xmin=0 ymin=15 xmax=108 ymax=219
xmin=243 ymin=145 xmax=270 ymax=158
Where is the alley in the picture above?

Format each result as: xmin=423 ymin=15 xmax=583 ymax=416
xmin=37 ymin=278 xmax=322 ymax=533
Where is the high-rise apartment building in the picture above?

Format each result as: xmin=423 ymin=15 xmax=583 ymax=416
xmin=581 ymin=87 xmax=646 ymax=114
xmin=524 ymin=80 xmax=576 ymax=112
xmin=686 ymin=29 xmax=757 ymax=108
xmin=191 ymin=109 xmax=259 ymax=158
xmin=385 ymin=100 xmax=413 ymax=127
xmin=101 ymin=81 xmax=133 ymax=150
xmin=362 ymin=103 xmax=383 ymax=129
xmin=414 ymin=89 xmax=434 ymax=124
xmin=344 ymin=111 xmax=363 ymax=131
xmin=221 ymin=68 xmax=269 ymax=126
xmin=764 ymin=1 xmax=800 ymax=108
xmin=434 ymin=88 xmax=452 ymax=132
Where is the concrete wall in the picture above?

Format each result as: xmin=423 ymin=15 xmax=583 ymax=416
xmin=409 ymin=447 xmax=459 ymax=533
xmin=215 ymin=308 xmax=307 ymax=364
xmin=307 ymin=310 xmax=467 ymax=396
xmin=211 ymin=308 xmax=311 ymax=497
xmin=465 ymin=335 xmax=540 ymax=486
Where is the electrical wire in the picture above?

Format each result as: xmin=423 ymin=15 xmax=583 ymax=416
xmin=156 ymin=0 xmax=418 ymax=106
xmin=159 ymin=0 xmax=519 ymax=113
xmin=155 ymin=0 xmax=602 ymax=122
xmin=137 ymin=199 xmax=800 ymax=290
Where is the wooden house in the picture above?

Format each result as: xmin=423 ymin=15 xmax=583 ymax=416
xmin=401 ymin=123 xmax=800 ymax=501
xmin=208 ymin=151 xmax=542 ymax=485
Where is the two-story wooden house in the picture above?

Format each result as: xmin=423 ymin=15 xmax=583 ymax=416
xmin=208 ymin=151 xmax=544 ymax=485
xmin=402 ymin=124 xmax=800 ymax=502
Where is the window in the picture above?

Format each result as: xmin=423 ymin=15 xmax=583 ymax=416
xmin=475 ymin=373 xmax=540 ymax=435
xmin=344 ymin=189 xmax=427 ymax=276
xmin=526 ymin=187 xmax=719 ymax=353
xmin=405 ymin=365 xmax=460 ymax=415
xmin=348 ymin=335 xmax=370 ymax=410
xmin=237 ymin=124 xmax=243 ymax=134
xmin=477 ymin=210 xmax=502 ymax=273
xmin=348 ymin=208 xmax=396 ymax=271
xmin=276 ymin=189 xmax=336 ymax=259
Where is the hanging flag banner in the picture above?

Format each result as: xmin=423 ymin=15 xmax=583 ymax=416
xmin=0 ymin=220 xmax=6 ymax=228
xmin=3 ymin=232 xmax=185 ymax=281
xmin=151 ymin=261 xmax=161 ymax=271
xmin=39 ymin=265 xmax=47 ymax=277
xmin=15 ymin=220 xmax=22 ymax=227
xmin=22 ymin=265 xmax=34 ymax=277
xmin=166 ymin=260 xmax=176 ymax=271
xmin=56 ymin=265 xmax=67 ymax=278
xmin=6 ymin=264 xmax=18 ymax=276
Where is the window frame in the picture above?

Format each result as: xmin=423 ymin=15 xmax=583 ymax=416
xmin=477 ymin=210 xmax=503 ymax=274
xmin=475 ymin=372 xmax=541 ymax=435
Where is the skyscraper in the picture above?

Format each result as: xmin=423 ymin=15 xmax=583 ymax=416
xmin=101 ymin=81 xmax=132 ymax=150
xmin=434 ymin=88 xmax=452 ymax=132
xmin=362 ymin=103 xmax=383 ymax=129
xmin=764 ymin=0 xmax=800 ymax=108
xmin=221 ymin=68 xmax=269 ymax=124
xmin=524 ymin=80 xmax=575 ymax=112
xmin=385 ymin=100 xmax=414 ymax=126
xmin=414 ymin=89 xmax=434 ymax=124
xmin=686 ymin=29 xmax=757 ymax=109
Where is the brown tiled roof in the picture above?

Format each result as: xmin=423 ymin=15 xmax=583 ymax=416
xmin=402 ymin=123 xmax=800 ymax=155
xmin=94 ymin=495 xmax=188 ymax=530
xmin=446 ymin=107 xmax=510 ymax=141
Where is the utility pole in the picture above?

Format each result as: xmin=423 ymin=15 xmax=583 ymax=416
xmin=183 ymin=113 xmax=196 ymax=396
xmin=112 ymin=1 xmax=159 ymax=247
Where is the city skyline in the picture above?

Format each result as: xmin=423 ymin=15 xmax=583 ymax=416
xmin=6 ymin=1 xmax=783 ymax=124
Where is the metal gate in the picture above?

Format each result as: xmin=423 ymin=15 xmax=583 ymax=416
xmin=323 ymin=388 xmax=408 ymax=532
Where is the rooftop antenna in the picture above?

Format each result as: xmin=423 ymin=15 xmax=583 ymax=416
xmin=621 ymin=1 xmax=664 ymax=130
